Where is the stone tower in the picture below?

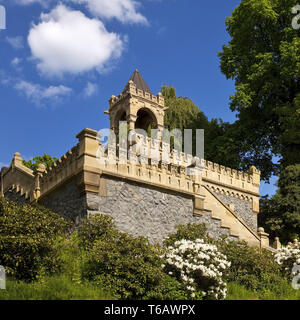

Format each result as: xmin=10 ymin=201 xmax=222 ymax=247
xmin=105 ymin=69 xmax=168 ymax=135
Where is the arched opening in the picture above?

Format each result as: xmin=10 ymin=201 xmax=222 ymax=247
xmin=135 ymin=108 xmax=158 ymax=136
xmin=113 ymin=110 xmax=127 ymax=133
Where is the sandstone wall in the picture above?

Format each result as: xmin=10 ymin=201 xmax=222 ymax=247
xmin=86 ymin=176 xmax=238 ymax=244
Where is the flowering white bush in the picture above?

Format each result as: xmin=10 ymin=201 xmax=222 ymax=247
xmin=274 ymin=242 xmax=300 ymax=278
xmin=161 ymin=239 xmax=231 ymax=300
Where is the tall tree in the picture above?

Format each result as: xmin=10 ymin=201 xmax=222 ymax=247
xmin=259 ymin=164 xmax=300 ymax=242
xmin=162 ymin=86 xmax=242 ymax=169
xmin=219 ymin=0 xmax=300 ymax=181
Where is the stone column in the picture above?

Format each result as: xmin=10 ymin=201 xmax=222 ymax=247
xmin=258 ymin=227 xmax=270 ymax=248
xmin=12 ymin=152 xmax=23 ymax=168
xmin=272 ymin=237 xmax=281 ymax=250
xmin=76 ymin=128 xmax=102 ymax=195
xmin=127 ymin=114 xmax=137 ymax=132
xmin=32 ymin=163 xmax=46 ymax=201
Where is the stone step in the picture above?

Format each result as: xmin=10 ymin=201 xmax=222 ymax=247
xmin=201 ymin=186 xmax=260 ymax=246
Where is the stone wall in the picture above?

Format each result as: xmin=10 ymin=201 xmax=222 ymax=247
xmin=86 ymin=176 xmax=238 ymax=244
xmin=4 ymin=189 xmax=28 ymax=204
xmin=40 ymin=177 xmax=87 ymax=223
xmin=212 ymin=191 xmax=257 ymax=232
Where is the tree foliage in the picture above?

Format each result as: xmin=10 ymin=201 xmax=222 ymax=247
xmin=162 ymin=86 xmax=243 ymax=170
xmin=22 ymin=153 xmax=58 ymax=172
xmin=259 ymin=164 xmax=300 ymax=243
xmin=219 ymin=0 xmax=300 ymax=180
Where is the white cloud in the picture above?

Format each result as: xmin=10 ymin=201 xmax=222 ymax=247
xmin=12 ymin=0 xmax=48 ymax=6
xmin=12 ymin=0 xmax=148 ymax=24
xmin=11 ymin=57 xmax=22 ymax=65
xmin=15 ymin=80 xmax=72 ymax=105
xmin=11 ymin=57 xmax=23 ymax=71
xmin=6 ymin=36 xmax=24 ymax=49
xmin=69 ymin=0 xmax=148 ymax=24
xmin=27 ymin=5 xmax=124 ymax=77
xmin=83 ymin=81 xmax=97 ymax=97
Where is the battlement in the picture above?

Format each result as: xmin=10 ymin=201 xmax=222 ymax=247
xmin=109 ymin=80 xmax=165 ymax=110
xmin=0 ymin=128 xmax=267 ymax=248
xmin=39 ymin=145 xmax=79 ymax=197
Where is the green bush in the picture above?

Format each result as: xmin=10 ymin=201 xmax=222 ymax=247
xmin=164 ymin=223 xmax=285 ymax=295
xmin=163 ymin=223 xmax=211 ymax=247
xmin=217 ymin=240 xmax=282 ymax=292
xmin=79 ymin=214 xmax=185 ymax=300
xmin=0 ymin=196 xmax=72 ymax=280
xmin=144 ymin=274 xmax=189 ymax=300
xmin=78 ymin=214 xmax=117 ymax=250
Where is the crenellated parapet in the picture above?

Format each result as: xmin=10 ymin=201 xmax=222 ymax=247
xmin=38 ymin=145 xmax=80 ymax=198
xmin=202 ymin=161 xmax=260 ymax=192
xmin=109 ymin=80 xmax=165 ymax=109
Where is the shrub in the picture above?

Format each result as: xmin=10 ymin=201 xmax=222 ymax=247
xmin=217 ymin=239 xmax=282 ymax=292
xmin=144 ymin=275 xmax=189 ymax=300
xmin=274 ymin=242 xmax=300 ymax=280
xmin=162 ymin=239 xmax=231 ymax=300
xmin=0 ymin=196 xmax=72 ymax=280
xmin=163 ymin=223 xmax=212 ymax=247
xmin=78 ymin=214 xmax=117 ymax=250
xmin=80 ymin=214 xmax=181 ymax=300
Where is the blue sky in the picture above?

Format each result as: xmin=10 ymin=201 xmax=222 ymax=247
xmin=0 ymin=0 xmax=277 ymax=196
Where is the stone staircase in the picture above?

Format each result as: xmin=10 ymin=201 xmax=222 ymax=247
xmin=196 ymin=185 xmax=262 ymax=247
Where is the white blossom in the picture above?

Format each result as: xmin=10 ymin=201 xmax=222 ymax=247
xmin=162 ymin=238 xmax=230 ymax=300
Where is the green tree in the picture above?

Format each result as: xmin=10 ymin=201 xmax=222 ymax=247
xmin=162 ymin=86 xmax=243 ymax=169
xmin=163 ymin=86 xmax=205 ymax=131
xmin=259 ymin=164 xmax=300 ymax=243
xmin=22 ymin=153 xmax=58 ymax=172
xmin=219 ymin=0 xmax=300 ymax=180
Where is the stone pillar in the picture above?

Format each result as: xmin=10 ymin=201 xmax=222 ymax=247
xmin=32 ymin=163 xmax=46 ymax=201
xmin=76 ymin=128 xmax=102 ymax=195
xmin=12 ymin=152 xmax=23 ymax=168
xmin=76 ymin=128 xmax=99 ymax=159
xmin=272 ymin=237 xmax=281 ymax=250
xmin=126 ymin=114 xmax=136 ymax=132
xmin=257 ymin=227 xmax=270 ymax=248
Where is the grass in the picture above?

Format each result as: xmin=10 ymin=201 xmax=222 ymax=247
xmin=0 ymin=234 xmax=115 ymax=300
xmin=226 ymin=281 xmax=300 ymax=300
xmin=0 ymin=276 xmax=114 ymax=300
xmin=226 ymin=282 xmax=260 ymax=300
xmin=1 ymin=278 xmax=299 ymax=300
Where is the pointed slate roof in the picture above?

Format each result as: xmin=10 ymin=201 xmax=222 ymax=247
xmin=129 ymin=69 xmax=152 ymax=94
